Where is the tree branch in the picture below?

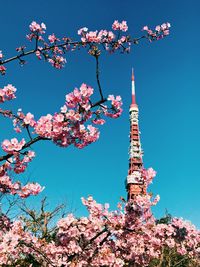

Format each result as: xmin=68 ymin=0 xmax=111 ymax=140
xmin=95 ymin=55 xmax=104 ymax=100
xmin=0 ymin=36 xmax=146 ymax=67
xmin=0 ymin=136 xmax=50 ymax=162
xmin=19 ymin=240 xmax=56 ymax=267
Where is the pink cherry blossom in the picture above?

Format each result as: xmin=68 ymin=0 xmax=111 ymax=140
xmin=16 ymin=46 xmax=26 ymax=52
xmin=78 ymin=27 xmax=115 ymax=44
xmin=3 ymin=84 xmax=16 ymax=99
xmin=143 ymin=167 xmax=157 ymax=186
xmin=104 ymin=95 xmax=123 ymax=118
xmin=35 ymin=49 xmax=42 ymax=59
xmin=143 ymin=25 xmax=149 ymax=31
xmin=23 ymin=112 xmax=36 ymax=126
xmin=86 ymin=31 xmax=101 ymax=43
xmin=48 ymin=55 xmax=66 ymax=69
xmin=92 ymin=118 xmax=105 ymax=125
xmin=112 ymin=20 xmax=128 ymax=32
xmin=77 ymin=27 xmax=88 ymax=35
xmin=48 ymin=33 xmax=60 ymax=43
xmin=19 ymin=182 xmax=44 ymax=198
xmin=0 ymin=84 xmax=16 ymax=102
xmin=1 ymin=138 xmax=25 ymax=154
xmin=0 ymin=167 xmax=43 ymax=198
xmin=120 ymin=21 xmax=128 ymax=32
xmin=0 ymin=65 xmax=6 ymax=75
xmin=29 ymin=21 xmax=46 ymax=33
xmin=143 ymin=22 xmax=171 ymax=41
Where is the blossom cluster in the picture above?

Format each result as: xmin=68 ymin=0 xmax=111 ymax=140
xmin=8 ymin=83 xmax=122 ymax=149
xmin=0 ymin=164 xmax=43 ymax=198
xmin=143 ymin=167 xmax=157 ymax=186
xmin=0 ymin=84 xmax=16 ymax=103
xmin=26 ymin=21 xmax=67 ymax=69
xmin=78 ymin=27 xmax=115 ymax=44
xmin=13 ymin=150 xmax=35 ymax=174
xmin=105 ymin=95 xmax=123 ymax=118
xmin=77 ymin=21 xmax=131 ymax=54
xmin=0 ymin=50 xmax=6 ymax=75
xmin=12 ymin=110 xmax=36 ymax=133
xmin=27 ymin=21 xmax=46 ymax=41
xmin=0 ymin=137 xmax=35 ymax=176
xmin=77 ymin=20 xmax=128 ymax=55
xmin=143 ymin=22 xmax=171 ymax=41
xmin=1 ymin=138 xmax=25 ymax=154
xmin=0 ymin=82 xmax=122 ymax=197
xmin=0 ymin=65 xmax=6 ymax=75
xmin=112 ymin=20 xmax=128 ymax=32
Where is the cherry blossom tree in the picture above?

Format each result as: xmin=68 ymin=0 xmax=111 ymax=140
xmin=0 ymin=186 xmax=199 ymax=266
xmin=1 ymin=20 xmax=199 ymax=267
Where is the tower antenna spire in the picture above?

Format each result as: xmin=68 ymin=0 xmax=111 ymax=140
xmin=132 ymin=67 xmax=134 ymax=81
xmin=131 ymin=68 xmax=136 ymax=105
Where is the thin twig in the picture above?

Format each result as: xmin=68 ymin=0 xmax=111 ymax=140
xmin=95 ymin=55 xmax=104 ymax=100
xmin=25 ymin=125 xmax=33 ymax=141
xmin=19 ymin=241 xmax=56 ymax=267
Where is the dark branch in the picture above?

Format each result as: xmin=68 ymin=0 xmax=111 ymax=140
xmin=0 ymin=136 xmax=50 ymax=162
xmin=95 ymin=55 xmax=104 ymax=100
xmin=0 ymin=36 xmax=146 ymax=66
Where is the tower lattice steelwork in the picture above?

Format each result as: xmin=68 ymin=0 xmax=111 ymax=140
xmin=126 ymin=69 xmax=147 ymax=200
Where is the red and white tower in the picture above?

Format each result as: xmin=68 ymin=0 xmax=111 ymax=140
xmin=126 ymin=69 xmax=146 ymax=200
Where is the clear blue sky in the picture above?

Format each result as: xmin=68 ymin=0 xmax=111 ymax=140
xmin=1 ymin=0 xmax=200 ymax=226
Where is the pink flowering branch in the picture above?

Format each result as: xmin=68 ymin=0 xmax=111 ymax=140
xmin=0 ymin=19 xmax=171 ymax=106
xmin=0 ymin=21 xmax=170 ymax=70
xmin=0 ymin=83 xmax=122 ymax=164
xmin=0 ymin=170 xmax=44 ymax=198
xmin=0 ymin=83 xmax=122 ymax=198
xmin=0 ymin=21 xmax=170 ymax=112
xmin=0 ymin=136 xmax=49 ymax=162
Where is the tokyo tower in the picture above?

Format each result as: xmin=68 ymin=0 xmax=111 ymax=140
xmin=126 ymin=69 xmax=147 ymax=200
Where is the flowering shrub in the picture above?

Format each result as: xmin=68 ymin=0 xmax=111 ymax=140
xmin=0 ymin=192 xmax=199 ymax=266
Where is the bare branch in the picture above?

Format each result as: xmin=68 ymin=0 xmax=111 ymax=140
xmin=95 ymin=55 xmax=104 ymax=100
